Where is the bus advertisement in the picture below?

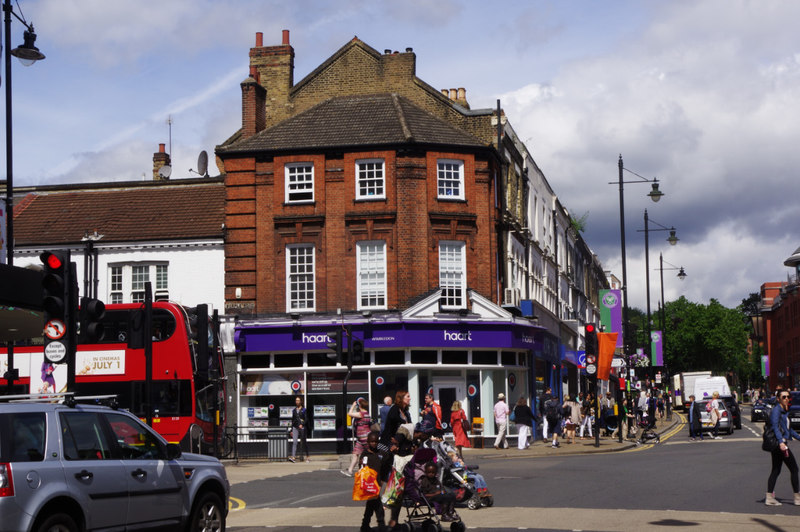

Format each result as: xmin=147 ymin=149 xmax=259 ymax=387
xmin=0 ymin=301 xmax=226 ymax=455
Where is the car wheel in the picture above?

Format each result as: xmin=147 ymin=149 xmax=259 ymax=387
xmin=35 ymin=513 xmax=78 ymax=532
xmin=187 ymin=492 xmax=225 ymax=532
xmin=727 ymin=426 xmax=733 ymax=435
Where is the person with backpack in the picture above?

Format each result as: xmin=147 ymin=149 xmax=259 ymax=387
xmin=544 ymin=394 xmax=562 ymax=448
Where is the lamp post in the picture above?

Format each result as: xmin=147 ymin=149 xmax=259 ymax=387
xmin=658 ymin=253 xmax=685 ymax=420
xmin=2 ymin=0 xmax=44 ymax=394
xmin=638 ymin=211 xmax=678 ymax=376
xmin=610 ymin=155 xmax=664 ymax=443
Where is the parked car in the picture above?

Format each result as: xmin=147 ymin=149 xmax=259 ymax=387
xmin=697 ymin=398 xmax=733 ymax=435
xmin=0 ymin=395 xmax=229 ymax=532
xmin=720 ymin=396 xmax=741 ymax=429
xmin=751 ymin=398 xmax=775 ymax=423
xmin=788 ymin=391 xmax=800 ymax=430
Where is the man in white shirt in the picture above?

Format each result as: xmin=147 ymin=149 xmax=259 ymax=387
xmin=493 ymin=393 xmax=510 ymax=449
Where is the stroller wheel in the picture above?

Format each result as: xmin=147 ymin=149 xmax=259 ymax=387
xmin=467 ymin=495 xmax=481 ymax=510
xmin=421 ymin=519 xmax=439 ymax=532
xmin=450 ymin=522 xmax=467 ymax=532
xmin=485 ymin=495 xmax=494 ymax=507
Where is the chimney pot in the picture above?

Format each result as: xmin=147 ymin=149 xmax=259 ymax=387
xmin=255 ymin=32 xmax=263 ymax=47
xmin=385 ymin=49 xmax=392 ymax=54
xmin=441 ymin=89 xmax=449 ymax=97
xmin=458 ymin=87 xmax=466 ymax=100
xmin=405 ymin=47 xmax=413 ymax=53
xmin=282 ymin=29 xmax=290 ymax=45
xmin=158 ymin=143 xmax=165 ymax=153
xmin=449 ymin=88 xmax=457 ymax=100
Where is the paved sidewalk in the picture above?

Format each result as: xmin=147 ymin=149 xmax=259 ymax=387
xmin=223 ymin=414 xmax=681 ymax=485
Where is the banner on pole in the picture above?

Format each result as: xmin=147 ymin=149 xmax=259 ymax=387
xmin=599 ymin=290 xmax=622 ymax=348
xmin=650 ymin=331 xmax=663 ymax=366
xmin=597 ymin=332 xmax=618 ymax=380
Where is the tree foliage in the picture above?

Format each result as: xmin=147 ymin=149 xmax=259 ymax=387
xmin=660 ymin=296 xmax=751 ymax=381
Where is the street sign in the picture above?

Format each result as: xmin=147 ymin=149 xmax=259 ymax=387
xmin=586 ymin=363 xmax=597 ymax=375
xmin=586 ymin=355 xmax=596 ymax=365
xmin=611 ymin=358 xmax=624 ymax=368
xmin=44 ymin=341 xmax=67 ymax=363
xmin=44 ymin=319 xmax=66 ymax=340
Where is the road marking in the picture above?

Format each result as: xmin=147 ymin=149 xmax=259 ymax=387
xmin=229 ymin=496 xmax=246 ymax=511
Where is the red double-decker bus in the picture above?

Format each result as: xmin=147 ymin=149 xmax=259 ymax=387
xmin=0 ymin=301 xmax=226 ymax=454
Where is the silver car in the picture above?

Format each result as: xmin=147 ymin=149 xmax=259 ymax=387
xmin=697 ymin=398 xmax=733 ymax=436
xmin=0 ymin=396 xmax=229 ymax=532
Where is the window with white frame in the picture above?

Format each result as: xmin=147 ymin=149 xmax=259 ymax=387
xmin=437 ymin=159 xmax=464 ymax=200
xmin=356 ymin=159 xmax=385 ymax=199
xmin=287 ymin=244 xmax=315 ymax=311
xmin=108 ymin=263 xmax=168 ymax=304
xmin=439 ymin=241 xmax=466 ymax=308
xmin=285 ymin=163 xmax=314 ymax=203
xmin=357 ymin=241 xmax=386 ymax=309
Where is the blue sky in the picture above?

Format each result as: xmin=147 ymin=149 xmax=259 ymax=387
xmin=6 ymin=0 xmax=800 ymax=311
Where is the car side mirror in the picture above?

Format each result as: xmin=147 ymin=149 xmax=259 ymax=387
xmin=166 ymin=443 xmax=182 ymax=460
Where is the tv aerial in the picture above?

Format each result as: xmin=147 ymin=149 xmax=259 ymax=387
xmin=189 ymin=150 xmax=209 ymax=178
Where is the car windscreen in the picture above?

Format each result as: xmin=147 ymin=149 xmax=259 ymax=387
xmin=0 ymin=412 xmax=46 ymax=462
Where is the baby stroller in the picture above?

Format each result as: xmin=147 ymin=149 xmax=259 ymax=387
xmin=636 ymin=412 xmax=660 ymax=444
xmin=426 ymin=439 xmax=493 ymax=510
xmin=399 ymin=446 xmax=467 ymax=532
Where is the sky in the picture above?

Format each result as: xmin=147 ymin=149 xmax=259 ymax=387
xmin=5 ymin=0 xmax=799 ymax=312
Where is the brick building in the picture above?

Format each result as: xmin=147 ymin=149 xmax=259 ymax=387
xmin=759 ymin=247 xmax=800 ymax=390
xmin=216 ymin=31 xmax=550 ymax=446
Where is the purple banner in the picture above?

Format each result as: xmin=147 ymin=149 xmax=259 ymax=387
xmin=599 ymin=290 xmax=623 ymax=348
xmin=237 ymin=321 xmax=542 ymax=353
xmin=650 ymin=330 xmax=663 ymax=366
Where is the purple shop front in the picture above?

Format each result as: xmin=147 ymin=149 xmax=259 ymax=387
xmin=236 ymin=320 xmax=543 ymax=353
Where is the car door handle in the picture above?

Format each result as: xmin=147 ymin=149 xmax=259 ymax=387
xmin=131 ymin=468 xmax=147 ymax=478
xmin=74 ymin=469 xmax=93 ymax=480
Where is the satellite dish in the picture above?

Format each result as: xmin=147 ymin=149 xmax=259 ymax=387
xmin=197 ymin=151 xmax=208 ymax=177
xmin=158 ymin=165 xmax=172 ymax=179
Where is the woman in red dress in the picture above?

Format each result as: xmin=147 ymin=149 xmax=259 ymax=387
xmin=449 ymin=400 xmax=471 ymax=458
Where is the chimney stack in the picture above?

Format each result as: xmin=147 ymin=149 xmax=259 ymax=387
xmin=246 ymin=29 xmax=295 ymax=130
xmin=153 ymin=143 xmax=171 ymax=180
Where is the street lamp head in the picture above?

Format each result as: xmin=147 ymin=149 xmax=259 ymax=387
xmin=677 ymin=267 xmax=687 ymax=281
xmin=667 ymin=229 xmax=679 ymax=246
xmin=648 ymin=181 xmax=664 ymax=202
xmin=11 ymin=28 xmax=46 ymax=66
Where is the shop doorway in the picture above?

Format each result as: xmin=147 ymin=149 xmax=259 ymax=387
xmin=433 ymin=378 xmax=465 ymax=431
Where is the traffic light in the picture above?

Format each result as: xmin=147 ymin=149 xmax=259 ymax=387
xmin=40 ymin=250 xmax=73 ymax=364
xmin=78 ymin=296 xmax=106 ymax=343
xmin=351 ymin=338 xmax=365 ymax=366
xmin=326 ymin=329 xmax=343 ymax=366
xmin=585 ymin=324 xmax=598 ymax=357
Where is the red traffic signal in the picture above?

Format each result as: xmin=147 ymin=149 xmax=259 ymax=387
xmin=586 ymin=324 xmax=595 ymax=333
xmin=42 ymin=252 xmax=64 ymax=270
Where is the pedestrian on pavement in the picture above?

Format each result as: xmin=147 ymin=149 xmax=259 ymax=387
xmin=379 ymin=396 xmax=393 ymax=433
xmin=544 ymin=393 xmax=562 ymax=448
xmin=493 ymin=393 xmax=510 ymax=449
xmin=416 ymin=393 xmax=443 ymax=440
xmin=602 ymin=392 xmax=617 ymax=436
xmin=357 ymin=431 xmax=391 ymax=532
xmin=344 ymin=398 xmax=373 ymax=476
xmin=657 ymin=392 xmax=665 ymax=419
xmin=765 ymin=390 xmax=800 ymax=506
xmin=513 ymin=396 xmax=535 ymax=449
xmin=379 ymin=390 xmax=412 ymax=452
xmin=539 ymin=387 xmax=554 ymax=441
xmin=289 ymin=395 xmax=310 ymax=463
xmin=619 ymin=398 xmax=634 ymax=440
xmin=579 ymin=392 xmax=594 ymax=439
xmin=687 ymin=395 xmax=704 ymax=441
xmin=710 ymin=391 xmax=722 ymax=440
xmin=562 ymin=395 xmax=581 ymax=444
xmin=449 ymin=400 xmax=471 ymax=458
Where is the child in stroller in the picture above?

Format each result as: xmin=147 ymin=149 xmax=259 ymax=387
xmin=399 ymin=446 xmax=466 ymax=531
xmin=445 ymin=451 xmax=494 ymax=509
xmin=636 ymin=410 xmax=660 ymax=444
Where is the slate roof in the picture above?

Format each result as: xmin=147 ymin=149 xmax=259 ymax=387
xmin=219 ymin=93 xmax=487 ymax=154
xmin=13 ymin=178 xmax=224 ymax=246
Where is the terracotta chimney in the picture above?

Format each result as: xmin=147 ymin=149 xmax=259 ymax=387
xmin=449 ymin=88 xmax=457 ymax=100
xmin=152 ymin=143 xmax=171 ymax=180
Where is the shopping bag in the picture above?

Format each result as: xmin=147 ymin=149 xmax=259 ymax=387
xmin=381 ymin=454 xmax=413 ymax=506
xmin=352 ymin=465 xmax=380 ymax=501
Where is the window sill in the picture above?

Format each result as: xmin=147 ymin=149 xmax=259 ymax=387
xmin=283 ymin=201 xmax=316 ymax=206
xmin=354 ymin=197 xmax=387 ymax=203
xmin=436 ymin=197 xmax=467 ymax=203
